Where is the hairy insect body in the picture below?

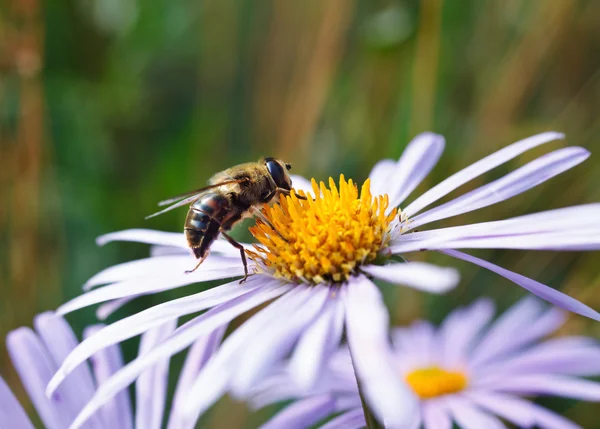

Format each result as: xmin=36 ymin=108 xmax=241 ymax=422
xmin=148 ymin=157 xmax=299 ymax=282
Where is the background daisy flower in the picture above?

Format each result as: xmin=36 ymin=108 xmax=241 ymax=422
xmin=251 ymin=297 xmax=600 ymax=429
xmin=46 ymin=132 xmax=600 ymax=428
xmin=2 ymin=312 xmax=223 ymax=429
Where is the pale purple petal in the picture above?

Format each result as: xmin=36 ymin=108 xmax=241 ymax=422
xmin=288 ymin=296 xmax=345 ymax=390
xmin=390 ymin=204 xmax=600 ymax=253
xmin=166 ymin=326 xmax=227 ymax=429
xmin=258 ymin=395 xmax=336 ymax=429
xmin=392 ymin=322 xmax=437 ymax=368
xmin=386 ymin=132 xmax=445 ymax=208
xmin=96 ymin=297 xmax=138 ymax=320
xmin=7 ymin=328 xmax=75 ymax=429
xmin=471 ymin=306 xmax=566 ymax=370
xmin=483 ymin=374 xmax=600 ymax=401
xmin=438 ymin=299 xmax=494 ymax=368
xmin=33 ymin=312 xmax=99 ymax=419
xmin=83 ymin=254 xmax=240 ymax=290
xmin=404 ymin=131 xmax=565 ymax=217
xmin=526 ymin=402 xmax=582 ymax=429
xmin=362 ymin=262 xmax=459 ymax=293
xmin=48 ymin=276 xmax=272 ymax=398
xmin=230 ymin=286 xmax=331 ymax=397
xmin=318 ymin=408 xmax=365 ymax=429
xmin=149 ymin=245 xmax=189 ymax=257
xmin=84 ymin=325 xmax=134 ymax=429
xmin=446 ymin=396 xmax=507 ymax=429
xmin=422 ymin=400 xmax=451 ymax=429
xmin=182 ymin=286 xmax=316 ymax=423
xmin=440 ymin=250 xmax=600 ymax=321
xmin=345 ymin=276 xmax=419 ymax=428
xmin=369 ymin=159 xmax=396 ymax=196
xmin=409 ymin=147 xmax=589 ymax=230
xmin=0 ymin=376 xmax=35 ymax=429
xmin=135 ymin=320 xmax=177 ymax=429
xmin=66 ymin=281 xmax=291 ymax=429
xmin=461 ymin=391 xmax=535 ymax=428
xmin=97 ymin=229 xmax=188 ymax=248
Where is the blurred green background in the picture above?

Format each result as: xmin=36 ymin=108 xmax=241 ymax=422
xmin=2 ymin=0 xmax=600 ymax=427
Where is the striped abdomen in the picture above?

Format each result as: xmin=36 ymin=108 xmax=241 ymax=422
xmin=185 ymin=193 xmax=231 ymax=259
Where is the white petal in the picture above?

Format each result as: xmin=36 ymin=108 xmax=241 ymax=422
xmin=288 ymin=296 xmax=345 ymax=391
xmin=290 ymin=174 xmax=315 ymax=195
xmin=344 ymin=277 xmax=419 ymax=428
xmin=409 ymin=146 xmax=589 ymax=230
xmin=387 ymin=132 xmax=445 ymax=208
xmin=47 ymin=276 xmax=267 ymax=398
xmin=58 ymin=265 xmax=247 ymax=316
xmin=441 ymin=250 xmax=600 ymax=322
xmin=97 ymin=229 xmax=188 ymax=248
xmin=404 ymin=131 xmax=565 ymax=217
xmin=369 ymin=158 xmax=396 ymax=196
xmin=0 ymin=375 xmax=35 ymax=429
xmin=257 ymin=395 xmax=336 ymax=429
xmin=84 ymin=325 xmax=134 ymax=429
xmin=66 ymin=282 xmax=290 ymax=429
xmin=135 ymin=321 xmax=177 ymax=429
xmin=362 ymin=262 xmax=459 ymax=293
xmin=182 ymin=285 xmax=315 ymax=423
xmin=166 ymin=327 xmax=227 ymax=429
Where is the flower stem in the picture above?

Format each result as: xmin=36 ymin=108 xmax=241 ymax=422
xmin=348 ymin=347 xmax=384 ymax=429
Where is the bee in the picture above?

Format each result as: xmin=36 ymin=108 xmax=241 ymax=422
xmin=147 ymin=157 xmax=304 ymax=282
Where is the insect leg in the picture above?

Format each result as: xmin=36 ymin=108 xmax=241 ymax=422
xmin=220 ymin=231 xmax=250 ymax=284
xmin=184 ymin=254 xmax=209 ymax=274
xmin=278 ymin=188 xmax=308 ymax=200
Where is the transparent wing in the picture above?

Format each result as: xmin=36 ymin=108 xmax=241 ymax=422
xmin=145 ymin=179 xmax=247 ymax=219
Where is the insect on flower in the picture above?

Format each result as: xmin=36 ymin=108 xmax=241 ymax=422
xmin=146 ymin=157 xmax=305 ymax=282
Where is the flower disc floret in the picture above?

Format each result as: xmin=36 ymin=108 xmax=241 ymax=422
xmin=405 ymin=366 xmax=468 ymax=399
xmin=247 ymin=175 xmax=398 ymax=284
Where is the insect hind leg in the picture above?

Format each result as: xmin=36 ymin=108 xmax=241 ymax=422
xmin=220 ymin=231 xmax=250 ymax=284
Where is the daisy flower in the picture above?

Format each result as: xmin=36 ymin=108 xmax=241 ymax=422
xmin=2 ymin=312 xmax=223 ymax=429
xmin=251 ymin=297 xmax=600 ymax=429
xmin=47 ymin=131 xmax=600 ymax=428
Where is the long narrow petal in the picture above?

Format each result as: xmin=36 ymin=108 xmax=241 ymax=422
xmin=0 ymin=376 xmax=35 ymax=429
xmin=387 ymin=133 xmax=445 ymax=208
xmin=319 ymin=408 xmax=366 ymax=429
xmin=58 ymin=265 xmax=247 ymax=315
xmin=96 ymin=297 xmax=138 ymax=320
xmin=362 ymin=262 xmax=459 ymax=293
xmin=483 ymin=374 xmax=600 ymax=401
xmin=47 ymin=276 xmax=267 ymax=398
xmin=230 ymin=286 xmax=331 ymax=397
xmin=182 ymin=286 xmax=314 ymax=422
xmin=33 ymin=313 xmax=98 ymax=419
xmin=461 ymin=391 xmax=535 ymax=428
xmin=166 ymin=326 xmax=227 ymax=429
xmin=446 ymin=396 xmax=507 ymax=429
xmin=441 ymin=250 xmax=600 ymax=321
xmin=290 ymin=174 xmax=315 ymax=194
xmin=345 ymin=277 xmax=419 ymax=428
xmin=288 ymin=296 xmax=345 ymax=391
xmin=422 ymin=400 xmax=452 ymax=429
xmin=257 ymin=395 xmax=336 ymax=429
xmin=66 ymin=282 xmax=290 ymax=429
xmin=525 ymin=402 xmax=582 ymax=429
xmin=369 ymin=159 xmax=396 ymax=196
xmin=135 ymin=321 xmax=177 ymax=429
xmin=390 ymin=204 xmax=600 ymax=253
xmin=7 ymin=328 xmax=77 ymax=429
xmin=409 ymin=146 xmax=589 ymax=230
xmin=83 ymin=254 xmax=240 ymax=290
xmin=84 ymin=326 xmax=134 ymax=429
xmin=404 ymin=132 xmax=565 ymax=217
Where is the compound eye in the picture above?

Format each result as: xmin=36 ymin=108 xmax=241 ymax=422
xmin=285 ymin=163 xmax=292 ymax=170
xmin=266 ymin=159 xmax=290 ymax=190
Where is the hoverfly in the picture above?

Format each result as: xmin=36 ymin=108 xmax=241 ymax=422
xmin=147 ymin=157 xmax=304 ymax=282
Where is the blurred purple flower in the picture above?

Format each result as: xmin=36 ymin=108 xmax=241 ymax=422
xmin=252 ymin=297 xmax=600 ymax=429
xmin=46 ymin=131 xmax=600 ymax=428
xmin=2 ymin=312 xmax=223 ymax=429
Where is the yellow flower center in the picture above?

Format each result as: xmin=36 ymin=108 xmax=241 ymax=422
xmin=405 ymin=366 xmax=468 ymax=399
xmin=247 ymin=175 xmax=398 ymax=284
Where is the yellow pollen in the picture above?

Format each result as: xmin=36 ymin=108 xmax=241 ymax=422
xmin=246 ymin=175 xmax=398 ymax=284
xmin=405 ymin=367 xmax=468 ymax=399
